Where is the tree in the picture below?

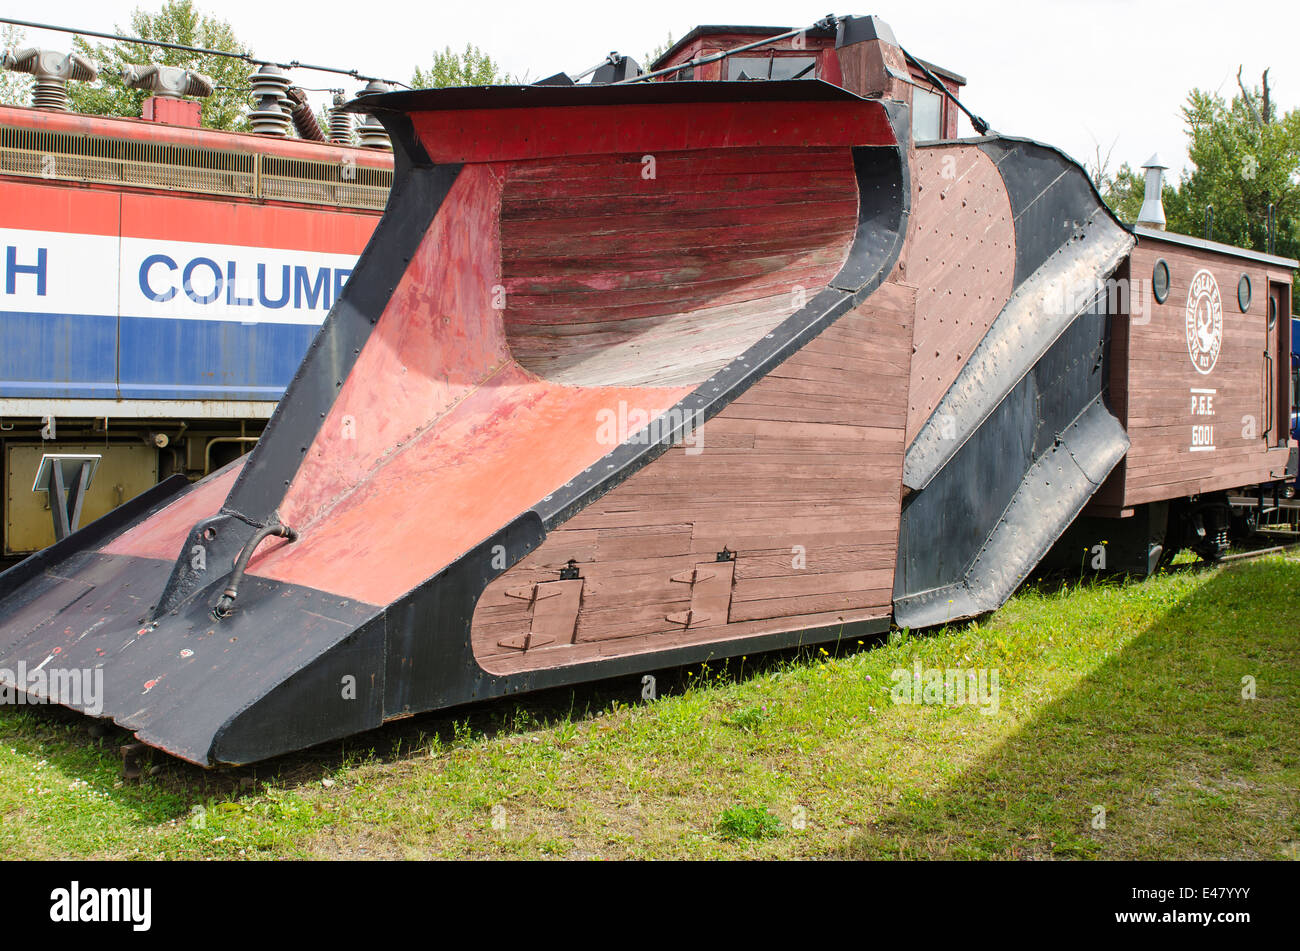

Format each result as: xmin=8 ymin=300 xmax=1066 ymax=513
xmin=412 ymin=45 xmax=508 ymax=88
xmin=1087 ymin=139 xmax=1149 ymax=224
xmin=1099 ymin=162 xmax=1153 ymax=224
xmin=643 ymin=33 xmax=675 ymax=69
xmin=0 ymin=23 xmax=33 ymax=106
xmin=68 ymin=1 xmax=255 ymax=130
xmin=1164 ymin=71 xmax=1300 ymax=269
xmin=1093 ymin=68 xmax=1300 ymax=297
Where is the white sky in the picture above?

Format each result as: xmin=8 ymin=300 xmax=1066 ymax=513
xmin=5 ymin=0 xmax=1299 ymax=179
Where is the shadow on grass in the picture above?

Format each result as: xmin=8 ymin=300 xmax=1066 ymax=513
xmin=842 ymin=557 xmax=1300 ymax=860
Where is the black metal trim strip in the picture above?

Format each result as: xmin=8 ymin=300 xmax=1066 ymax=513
xmin=147 ymin=118 xmax=463 ymax=617
xmin=223 ymin=116 xmax=459 ymax=525
xmin=928 ymin=134 xmax=1129 ymax=232
xmin=1134 ymin=225 xmax=1299 ymax=269
xmin=895 ymin=398 xmax=1129 ymax=629
xmin=346 ymin=78 xmax=869 ymax=114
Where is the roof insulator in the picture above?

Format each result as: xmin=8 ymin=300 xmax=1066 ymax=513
xmin=328 ymin=91 xmax=355 ymax=145
xmin=355 ymin=79 xmax=393 ymax=150
xmin=121 ymin=63 xmax=215 ymax=99
xmin=249 ymin=64 xmax=293 ymax=136
xmin=2 ymin=47 xmax=99 ymax=111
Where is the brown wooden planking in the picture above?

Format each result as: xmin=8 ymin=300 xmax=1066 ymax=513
xmin=733 ymin=544 xmax=898 ymax=578
xmin=505 ymin=147 xmax=851 ymax=181
xmin=1124 ymin=452 xmax=1293 ymax=483
xmin=502 ymin=219 xmax=856 ymax=258
xmin=482 ymin=605 xmax=892 ymax=676
xmin=588 ymin=481 xmax=900 ymax=505
xmin=513 ymin=297 xmax=796 ymax=388
xmin=501 ymin=185 xmax=854 ymax=220
xmin=731 ymin=568 xmax=894 ymax=601
xmin=728 ymin=587 xmax=895 ymax=623
xmin=501 ymin=264 xmax=849 ymax=320
xmin=836 ymin=36 xmax=909 ymax=101
xmin=1119 ymin=450 xmax=1293 ymax=507
xmin=498 ymin=147 xmax=858 ymax=388
xmin=499 ymin=200 xmax=859 ymax=241
xmin=470 ymin=280 xmax=918 ymax=673
xmin=506 ymin=240 xmax=852 ymax=278
xmin=570 ymin=500 xmax=900 ymax=531
xmin=503 ymin=247 xmax=849 ymax=295
xmin=573 ymin=505 xmax=903 ymax=538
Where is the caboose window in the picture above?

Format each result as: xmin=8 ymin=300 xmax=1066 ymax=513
xmin=912 ymin=87 xmax=943 ymax=142
xmin=727 ymin=55 xmax=818 ymax=81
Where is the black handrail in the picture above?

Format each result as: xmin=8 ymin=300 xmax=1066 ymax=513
xmin=900 ymin=46 xmax=990 ymax=136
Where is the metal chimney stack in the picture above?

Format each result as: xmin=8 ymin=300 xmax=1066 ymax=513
xmin=1137 ymin=153 xmax=1168 ymax=230
xmin=2 ymin=48 xmax=98 ymax=111
xmin=248 ymin=64 xmax=292 ymax=136
xmin=328 ymin=92 xmax=355 ymax=145
xmin=355 ymin=80 xmax=393 ymax=150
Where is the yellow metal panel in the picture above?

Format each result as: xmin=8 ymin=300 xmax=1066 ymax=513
xmin=4 ymin=443 xmax=159 ymax=555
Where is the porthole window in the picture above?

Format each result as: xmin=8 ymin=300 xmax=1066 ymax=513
xmin=1268 ymin=294 xmax=1277 ymax=331
xmin=1237 ymin=273 xmax=1252 ymax=312
xmin=1152 ymin=259 xmax=1170 ymax=303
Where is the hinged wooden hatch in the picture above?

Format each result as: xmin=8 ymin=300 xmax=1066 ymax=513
xmin=497 ymin=578 xmax=583 ymax=650
xmin=666 ymin=557 xmax=736 ymax=628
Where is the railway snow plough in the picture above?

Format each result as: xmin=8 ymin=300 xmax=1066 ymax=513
xmin=0 ymin=15 xmax=1294 ymax=765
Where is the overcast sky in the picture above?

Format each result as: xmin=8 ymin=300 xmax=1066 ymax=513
xmin=6 ymin=0 xmax=1298 ymax=179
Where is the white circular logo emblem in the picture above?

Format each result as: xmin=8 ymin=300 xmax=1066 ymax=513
xmin=1185 ymin=269 xmax=1222 ymax=375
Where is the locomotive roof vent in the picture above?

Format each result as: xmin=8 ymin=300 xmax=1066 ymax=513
xmin=1 ymin=47 xmax=99 ymax=111
xmin=248 ymin=63 xmax=293 ymax=136
xmin=355 ymin=79 xmax=393 ymax=150
xmin=121 ymin=63 xmax=215 ymax=99
xmin=1137 ymin=153 xmax=1168 ymax=231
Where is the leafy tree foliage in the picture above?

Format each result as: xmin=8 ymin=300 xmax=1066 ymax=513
xmin=412 ymin=45 xmax=508 ymax=88
xmin=643 ymin=33 xmax=675 ymax=68
xmin=68 ymin=1 xmax=255 ymax=130
xmin=1164 ymin=74 xmax=1300 ymax=271
xmin=0 ymin=23 xmax=33 ymax=106
xmin=1097 ymin=162 xmax=1147 ymax=224
xmin=1095 ymin=69 xmax=1299 ymax=296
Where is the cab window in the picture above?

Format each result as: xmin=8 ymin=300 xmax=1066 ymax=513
xmin=912 ymin=87 xmax=943 ymax=141
xmin=726 ymin=54 xmax=818 ymax=80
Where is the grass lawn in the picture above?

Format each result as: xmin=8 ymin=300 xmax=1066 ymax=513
xmin=1 ymin=551 xmax=1297 ymax=860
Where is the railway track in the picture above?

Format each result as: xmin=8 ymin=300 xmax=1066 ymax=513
xmin=1184 ymin=532 xmax=1300 ymax=571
